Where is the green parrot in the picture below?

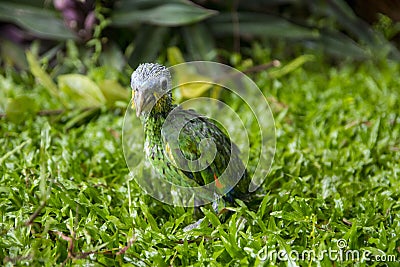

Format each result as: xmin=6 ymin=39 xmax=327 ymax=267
xmin=130 ymin=63 xmax=252 ymax=207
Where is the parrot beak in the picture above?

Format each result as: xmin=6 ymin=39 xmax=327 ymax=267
xmin=134 ymin=90 xmax=144 ymax=117
xmin=134 ymin=90 xmax=155 ymax=117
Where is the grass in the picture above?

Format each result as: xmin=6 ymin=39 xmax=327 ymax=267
xmin=1 ymin=57 xmax=399 ymax=266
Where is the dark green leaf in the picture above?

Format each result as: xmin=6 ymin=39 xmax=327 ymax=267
xmin=0 ymin=39 xmax=28 ymax=70
xmin=210 ymin=13 xmax=316 ymax=39
xmin=182 ymin=23 xmax=217 ymax=61
xmin=311 ymin=30 xmax=368 ymax=59
xmin=0 ymin=2 xmax=76 ymax=40
xmin=111 ymin=2 xmax=217 ymax=27
xmin=127 ymin=25 xmax=169 ymax=68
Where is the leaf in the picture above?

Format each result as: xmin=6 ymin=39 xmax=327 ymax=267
xmin=99 ymin=42 xmax=126 ymax=72
xmin=306 ymin=0 xmax=376 ymax=44
xmin=268 ymin=55 xmax=315 ymax=79
xmin=313 ymin=31 xmax=368 ymax=59
xmin=0 ymin=2 xmax=76 ymax=40
xmin=26 ymin=51 xmax=59 ymax=99
xmin=201 ymin=207 xmax=220 ymax=227
xmin=182 ymin=23 xmax=217 ymax=61
xmin=0 ymin=39 xmax=28 ymax=70
xmin=111 ymin=1 xmax=217 ymax=27
xmin=167 ymin=47 xmax=215 ymax=99
xmin=58 ymin=74 xmax=106 ymax=108
xmin=0 ymin=138 xmax=31 ymax=165
xmin=197 ymin=238 xmax=206 ymax=261
xmin=368 ymin=118 xmax=381 ymax=150
xmin=64 ymin=107 xmax=101 ymax=130
xmin=139 ymin=200 xmax=160 ymax=231
xmin=269 ymin=210 xmax=304 ymax=222
xmin=6 ymin=95 xmax=39 ymax=123
xmin=98 ymin=80 xmax=130 ymax=106
xmin=218 ymin=228 xmax=241 ymax=258
xmin=257 ymin=193 xmax=271 ymax=218
xmin=128 ymin=25 xmax=169 ymax=68
xmin=177 ymin=74 xmax=215 ymax=99
xmin=210 ymin=13 xmax=316 ymax=39
xmin=167 ymin=46 xmax=186 ymax=66
xmin=304 ymin=0 xmax=400 ymax=59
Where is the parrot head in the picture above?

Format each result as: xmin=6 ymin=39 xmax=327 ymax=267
xmin=131 ymin=63 xmax=172 ymax=117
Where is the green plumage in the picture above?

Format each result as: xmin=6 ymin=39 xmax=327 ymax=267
xmin=131 ymin=63 xmax=251 ymax=203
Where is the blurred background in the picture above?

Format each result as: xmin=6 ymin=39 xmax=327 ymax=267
xmin=1 ymin=0 xmax=400 ymax=120
xmin=1 ymin=2 xmax=399 ymax=265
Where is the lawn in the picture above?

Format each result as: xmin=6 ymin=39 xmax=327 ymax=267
xmin=1 ymin=56 xmax=399 ymax=266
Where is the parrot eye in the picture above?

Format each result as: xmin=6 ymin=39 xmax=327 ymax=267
xmin=160 ymin=77 xmax=168 ymax=91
